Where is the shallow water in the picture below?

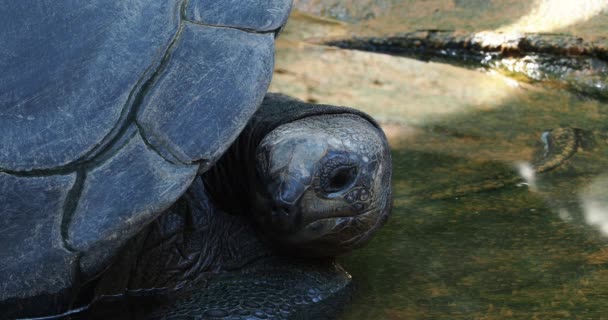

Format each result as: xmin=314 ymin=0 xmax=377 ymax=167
xmin=334 ymin=79 xmax=608 ymax=318
xmin=339 ymin=133 xmax=608 ymax=319
xmin=274 ymin=1 xmax=608 ymax=319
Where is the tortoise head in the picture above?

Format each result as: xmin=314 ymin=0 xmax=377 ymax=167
xmin=253 ymin=113 xmax=392 ymax=256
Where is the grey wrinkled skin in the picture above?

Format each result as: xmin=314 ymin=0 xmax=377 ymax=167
xmin=79 ymin=176 xmax=353 ymax=320
xmin=254 ymin=114 xmax=392 ymax=256
xmin=149 ymin=258 xmax=353 ymax=320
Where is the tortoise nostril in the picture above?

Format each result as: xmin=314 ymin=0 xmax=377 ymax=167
xmin=270 ymin=201 xmax=302 ymax=233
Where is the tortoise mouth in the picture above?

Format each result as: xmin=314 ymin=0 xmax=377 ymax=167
xmin=275 ymin=207 xmax=388 ymax=257
xmin=252 ymin=183 xmax=388 ymax=257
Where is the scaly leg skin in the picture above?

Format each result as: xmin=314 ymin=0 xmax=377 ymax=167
xmin=150 ymin=258 xmax=352 ymax=320
xmin=80 ymin=177 xmax=353 ymax=319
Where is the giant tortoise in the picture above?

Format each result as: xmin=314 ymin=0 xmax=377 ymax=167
xmin=0 ymin=1 xmax=392 ymax=319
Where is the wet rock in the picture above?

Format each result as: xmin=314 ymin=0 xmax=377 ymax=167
xmin=323 ymin=31 xmax=608 ymax=100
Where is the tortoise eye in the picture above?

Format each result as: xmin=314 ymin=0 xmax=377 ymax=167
xmin=324 ymin=165 xmax=358 ymax=193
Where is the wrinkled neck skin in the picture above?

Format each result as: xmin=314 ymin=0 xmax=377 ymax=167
xmin=76 ymin=95 xmax=375 ymax=319
xmin=202 ymin=93 xmax=390 ymax=215
xmin=79 ymin=178 xmax=265 ymax=300
xmin=204 ymin=93 xmax=392 ymax=257
xmin=199 ymin=94 xmax=353 ymax=213
xmin=83 ymin=178 xmax=352 ymax=320
xmin=200 ymin=116 xmax=262 ymax=217
xmin=90 ymin=96 xmax=353 ymax=291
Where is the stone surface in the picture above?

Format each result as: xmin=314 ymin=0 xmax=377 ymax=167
xmin=290 ymin=0 xmax=608 ymax=39
xmin=67 ymin=133 xmax=198 ymax=269
xmin=0 ymin=173 xmax=77 ymax=316
xmin=0 ymin=1 xmax=180 ymax=171
xmin=271 ymin=39 xmax=520 ymax=126
xmin=293 ymin=0 xmax=394 ymax=22
xmin=185 ymin=0 xmax=292 ymax=31
xmin=137 ymin=24 xmax=274 ymax=165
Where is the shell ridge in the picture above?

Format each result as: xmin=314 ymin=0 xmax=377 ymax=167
xmin=0 ymin=0 xmax=186 ymax=176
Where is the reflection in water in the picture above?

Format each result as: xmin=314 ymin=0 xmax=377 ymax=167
xmin=557 ymin=208 xmax=573 ymax=222
xmin=515 ymin=161 xmax=536 ymax=190
xmin=502 ymin=0 xmax=608 ymax=33
xmin=581 ymin=175 xmax=608 ymax=236
xmin=491 ymin=57 xmax=542 ymax=80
